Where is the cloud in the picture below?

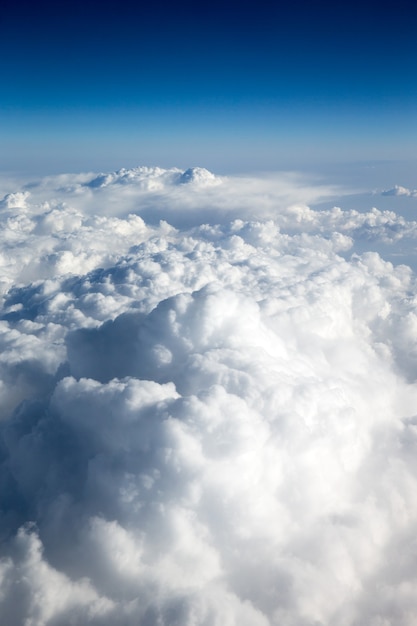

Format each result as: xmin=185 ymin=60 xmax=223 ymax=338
xmin=0 ymin=526 xmax=115 ymax=626
xmin=18 ymin=166 xmax=344 ymax=228
xmin=1 ymin=166 xmax=417 ymax=624
xmin=381 ymin=185 xmax=417 ymax=197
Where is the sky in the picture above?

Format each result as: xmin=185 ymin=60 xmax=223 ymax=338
xmin=1 ymin=0 xmax=416 ymax=174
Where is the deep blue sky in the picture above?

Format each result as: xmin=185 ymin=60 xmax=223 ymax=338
xmin=1 ymin=0 xmax=416 ymax=174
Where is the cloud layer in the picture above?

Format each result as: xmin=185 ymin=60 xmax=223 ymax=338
xmin=1 ymin=167 xmax=417 ymax=625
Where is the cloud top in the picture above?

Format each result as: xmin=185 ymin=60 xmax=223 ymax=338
xmin=381 ymin=184 xmax=417 ymax=197
xmin=1 ymin=167 xmax=417 ymax=625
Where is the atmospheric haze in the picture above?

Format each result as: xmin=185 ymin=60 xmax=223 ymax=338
xmin=0 ymin=166 xmax=417 ymax=625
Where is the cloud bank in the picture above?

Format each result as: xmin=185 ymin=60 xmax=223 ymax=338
xmin=1 ymin=166 xmax=417 ymax=625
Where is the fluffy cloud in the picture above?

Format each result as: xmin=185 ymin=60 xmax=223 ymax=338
xmin=381 ymin=185 xmax=417 ymax=197
xmin=1 ymin=166 xmax=417 ymax=625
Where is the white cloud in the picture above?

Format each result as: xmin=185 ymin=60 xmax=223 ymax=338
xmin=381 ymin=185 xmax=417 ymax=197
xmin=1 ymin=166 xmax=417 ymax=624
xmin=0 ymin=526 xmax=115 ymax=626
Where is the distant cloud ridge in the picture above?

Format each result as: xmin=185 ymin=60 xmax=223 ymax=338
xmin=381 ymin=184 xmax=417 ymax=197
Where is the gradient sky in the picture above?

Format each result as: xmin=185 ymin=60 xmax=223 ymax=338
xmin=1 ymin=0 xmax=416 ymax=174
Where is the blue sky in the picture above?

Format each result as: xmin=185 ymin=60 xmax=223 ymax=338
xmin=1 ymin=0 xmax=416 ymax=174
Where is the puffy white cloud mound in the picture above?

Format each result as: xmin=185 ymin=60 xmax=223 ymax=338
xmin=381 ymin=185 xmax=417 ymax=197
xmin=1 ymin=167 xmax=417 ymax=625
xmin=177 ymin=167 xmax=220 ymax=186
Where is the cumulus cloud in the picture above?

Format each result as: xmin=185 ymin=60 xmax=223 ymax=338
xmin=381 ymin=185 xmax=417 ymax=197
xmin=17 ymin=166 xmax=345 ymax=228
xmin=1 ymin=166 xmax=417 ymax=624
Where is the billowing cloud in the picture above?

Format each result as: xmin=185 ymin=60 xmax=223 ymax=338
xmin=381 ymin=185 xmax=417 ymax=197
xmin=1 ymin=166 xmax=417 ymax=625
